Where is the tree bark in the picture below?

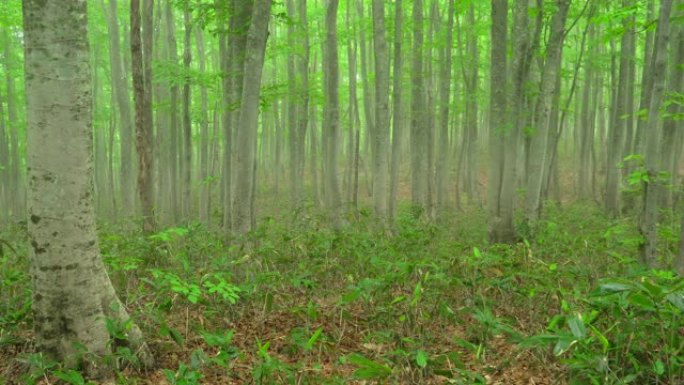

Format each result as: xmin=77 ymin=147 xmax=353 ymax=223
xmin=132 ymin=0 xmax=156 ymax=233
xmin=181 ymin=5 xmax=193 ymax=220
xmin=487 ymin=0 xmax=510 ymax=243
xmin=524 ymin=0 xmax=569 ymax=225
xmin=372 ymin=0 xmax=390 ymax=220
xmin=388 ymin=0 xmax=403 ymax=226
xmin=102 ymin=0 xmax=136 ymax=216
xmin=605 ymin=0 xmax=636 ymax=217
xmin=23 ymin=0 xmax=153 ymax=376
xmin=640 ymin=0 xmax=673 ymax=267
xmin=323 ymin=0 xmax=342 ymax=223
xmin=410 ymin=0 xmax=427 ymax=212
xmin=232 ymin=0 xmax=272 ymax=233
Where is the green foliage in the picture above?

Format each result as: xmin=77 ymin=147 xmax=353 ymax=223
xmin=523 ymin=272 xmax=684 ymax=384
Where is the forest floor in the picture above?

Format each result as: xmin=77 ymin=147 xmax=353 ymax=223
xmin=1 ymin=203 xmax=683 ymax=384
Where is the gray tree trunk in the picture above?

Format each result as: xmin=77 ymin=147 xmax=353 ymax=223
xmin=605 ymin=0 xmax=636 ymax=217
xmin=524 ymin=0 xmax=569 ymax=225
xmin=436 ymin=0 xmax=455 ymax=215
xmin=196 ymin=28 xmax=210 ymax=224
xmin=164 ymin=0 xmax=180 ymax=224
xmin=410 ymin=0 xmax=427 ymax=212
xmin=3 ymin=30 xmax=23 ymax=220
xmin=487 ymin=0 xmax=510 ymax=243
xmin=372 ymin=0 xmax=390 ymax=219
xmin=323 ymin=0 xmax=342 ymax=223
xmin=23 ymin=0 xmax=153 ymax=376
xmin=286 ymin=0 xmax=301 ymax=207
xmin=182 ymin=5 xmax=193 ymax=220
xmin=388 ymin=0 xmax=403 ymax=226
xmin=102 ymin=0 xmax=135 ymax=216
xmin=640 ymin=0 xmax=673 ymax=267
xmin=132 ymin=0 xmax=156 ymax=233
xmin=232 ymin=0 xmax=272 ymax=233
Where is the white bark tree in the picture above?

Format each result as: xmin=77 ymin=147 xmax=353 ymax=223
xmin=23 ymin=0 xmax=153 ymax=376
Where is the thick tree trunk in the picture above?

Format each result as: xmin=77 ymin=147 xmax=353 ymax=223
xmin=23 ymin=0 xmax=153 ymax=376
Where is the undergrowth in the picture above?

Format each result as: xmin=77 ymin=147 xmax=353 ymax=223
xmin=0 ymin=203 xmax=682 ymax=384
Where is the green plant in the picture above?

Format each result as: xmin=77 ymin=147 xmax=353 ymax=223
xmin=523 ymin=271 xmax=684 ymax=384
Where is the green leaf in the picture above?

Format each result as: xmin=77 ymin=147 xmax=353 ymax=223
xmin=653 ymin=360 xmax=665 ymax=376
xmin=347 ymin=353 xmax=392 ymax=380
xmin=597 ymin=282 xmax=633 ymax=295
xmin=567 ymin=314 xmax=586 ymax=339
xmin=628 ymin=292 xmax=655 ymax=310
xmin=666 ymin=292 xmax=684 ymax=312
xmin=54 ymin=370 xmax=86 ymax=385
xmin=553 ymin=336 xmax=576 ymax=356
xmin=415 ymin=350 xmax=428 ymax=368
xmin=473 ymin=247 xmax=482 ymax=258
xmin=306 ymin=327 xmax=323 ymax=350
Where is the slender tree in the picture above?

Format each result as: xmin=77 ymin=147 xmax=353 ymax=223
xmin=372 ymin=0 xmax=389 ymax=219
xmin=410 ymin=0 xmax=427 ymax=212
xmin=232 ymin=0 xmax=272 ymax=233
xmin=131 ymin=0 xmax=156 ymax=232
xmin=388 ymin=0 xmax=403 ymax=226
xmin=323 ymin=0 xmax=341 ymax=223
xmin=640 ymin=0 xmax=673 ymax=267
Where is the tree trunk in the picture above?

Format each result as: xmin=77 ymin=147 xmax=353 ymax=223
xmin=297 ymin=0 xmax=310 ymax=201
xmin=323 ymin=0 xmax=342 ymax=223
xmin=436 ymin=0 xmax=455 ymax=216
xmin=132 ymin=0 xmax=156 ymax=233
xmin=524 ymin=0 xmax=569 ymax=225
xmin=286 ymin=0 xmax=300 ymax=207
xmin=605 ymin=0 xmax=636 ymax=217
xmin=388 ymin=0 xmax=403 ymax=226
xmin=23 ymin=0 xmax=153 ymax=376
xmin=164 ymin=0 xmax=180 ymax=224
xmin=372 ymin=0 xmax=390 ymax=220
xmin=640 ymin=0 xmax=673 ymax=267
xmin=232 ymin=0 xmax=272 ymax=233
xmin=3 ymin=29 xmax=23 ymax=220
xmin=102 ymin=0 xmax=135 ymax=216
xmin=196 ymin=28 xmax=210 ymax=224
xmin=182 ymin=5 xmax=193 ymax=220
xmin=487 ymin=0 xmax=510 ymax=243
xmin=410 ymin=0 xmax=427 ymax=212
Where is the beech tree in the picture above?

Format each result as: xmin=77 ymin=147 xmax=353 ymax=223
xmin=23 ymin=0 xmax=153 ymax=375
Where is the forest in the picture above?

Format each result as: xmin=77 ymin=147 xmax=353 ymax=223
xmin=1 ymin=0 xmax=684 ymax=383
